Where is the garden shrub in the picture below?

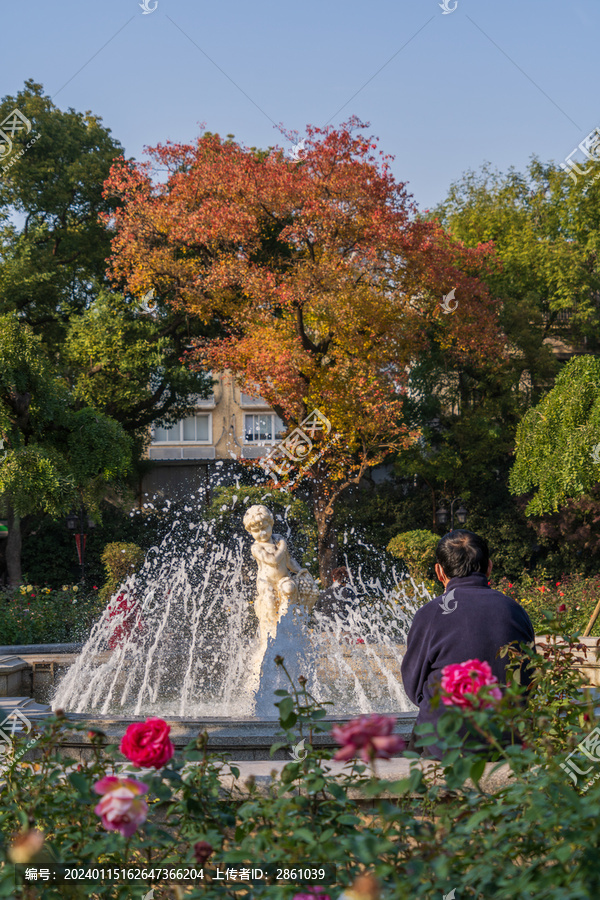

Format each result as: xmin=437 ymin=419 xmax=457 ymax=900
xmin=98 ymin=542 xmax=145 ymax=605
xmin=386 ymin=529 xmax=439 ymax=580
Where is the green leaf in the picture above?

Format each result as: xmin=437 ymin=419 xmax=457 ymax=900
xmin=337 ymin=814 xmax=361 ymax=825
xmin=437 ymin=713 xmax=463 ymax=737
xmin=269 ymin=742 xmax=289 ymax=757
xmin=293 ymin=827 xmax=317 ymax=844
xmin=277 ymin=696 xmax=295 ymax=720
xmin=470 ymin=758 xmax=486 ymax=786
xmin=281 ymin=712 xmax=298 ymax=729
xmin=153 ymin=781 xmax=173 ymax=801
xmin=68 ymin=772 xmax=90 ymax=796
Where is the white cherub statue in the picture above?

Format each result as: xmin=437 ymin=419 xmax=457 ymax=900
xmin=243 ymin=504 xmax=319 ymax=640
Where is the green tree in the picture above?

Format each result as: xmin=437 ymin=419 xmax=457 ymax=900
xmin=0 ymin=315 xmax=132 ymax=583
xmin=509 ymin=355 xmax=600 ymax=515
xmin=386 ymin=529 xmax=439 ymax=580
xmin=63 ymin=289 xmax=213 ymax=457
xmin=0 ymin=82 xmax=215 ymax=578
xmin=0 ymin=81 xmax=213 ymax=449
xmin=0 ymin=80 xmax=121 ymax=344
xmin=433 ymin=158 xmax=600 ymax=372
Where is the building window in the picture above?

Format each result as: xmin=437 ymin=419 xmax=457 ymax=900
xmin=244 ymin=414 xmax=286 ymax=443
xmin=153 ymin=414 xmax=211 ymax=443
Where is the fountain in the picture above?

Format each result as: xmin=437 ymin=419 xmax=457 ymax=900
xmin=52 ymin=494 xmax=425 ymax=757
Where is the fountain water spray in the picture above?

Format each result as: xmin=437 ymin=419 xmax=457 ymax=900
xmin=54 ymin=492 xmax=425 ymax=718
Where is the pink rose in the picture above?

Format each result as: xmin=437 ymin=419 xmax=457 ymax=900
xmin=332 ymin=714 xmax=406 ymax=763
xmin=120 ymin=717 xmax=174 ymax=768
xmin=93 ymin=776 xmax=148 ymax=837
xmin=441 ymin=659 xmax=503 ymax=710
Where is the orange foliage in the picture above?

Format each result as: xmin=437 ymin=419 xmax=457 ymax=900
xmin=102 ymin=118 xmax=504 ymax=498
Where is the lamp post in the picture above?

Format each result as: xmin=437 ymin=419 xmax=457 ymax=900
xmin=66 ymin=505 xmax=96 ymax=582
xmin=435 ymin=498 xmax=468 ymax=532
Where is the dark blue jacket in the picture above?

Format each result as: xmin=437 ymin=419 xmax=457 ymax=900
xmin=401 ymin=572 xmax=535 ymax=758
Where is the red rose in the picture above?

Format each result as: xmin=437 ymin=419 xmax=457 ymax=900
xmin=558 ymin=604 xmax=566 ymax=612
xmin=331 ymin=714 xmax=405 ymax=763
xmin=193 ymin=841 xmax=213 ymax=866
xmin=120 ymin=718 xmax=174 ymax=768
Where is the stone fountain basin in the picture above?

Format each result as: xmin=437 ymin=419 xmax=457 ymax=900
xmin=34 ymin=712 xmax=415 ymax=763
xmin=0 ymin=643 xmax=416 ymax=762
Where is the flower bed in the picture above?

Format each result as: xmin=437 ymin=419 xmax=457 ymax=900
xmin=491 ymin=571 xmax=600 ymax=635
xmin=0 ymin=584 xmax=103 ymax=645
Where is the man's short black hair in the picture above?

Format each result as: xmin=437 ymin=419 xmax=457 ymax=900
xmin=435 ymin=530 xmax=490 ymax=579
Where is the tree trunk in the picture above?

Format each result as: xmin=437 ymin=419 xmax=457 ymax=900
xmin=6 ymin=504 xmax=22 ymax=586
xmin=312 ymin=479 xmax=338 ymax=588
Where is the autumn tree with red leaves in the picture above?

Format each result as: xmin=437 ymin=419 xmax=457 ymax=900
xmin=102 ymin=118 xmax=505 ymax=584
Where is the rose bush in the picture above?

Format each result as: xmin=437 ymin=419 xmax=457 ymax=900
xmin=0 ymin=584 xmax=102 ymax=644
xmin=491 ymin=570 xmax=600 ymax=634
xmin=0 ymin=620 xmax=599 ymax=898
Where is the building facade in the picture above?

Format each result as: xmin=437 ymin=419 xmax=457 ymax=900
xmin=142 ymin=372 xmax=285 ymax=498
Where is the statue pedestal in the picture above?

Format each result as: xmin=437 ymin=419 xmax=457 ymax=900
xmin=252 ymin=603 xmax=314 ymax=717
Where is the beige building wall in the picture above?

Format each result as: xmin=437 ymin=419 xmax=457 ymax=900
xmin=147 ymin=371 xmax=285 ymax=463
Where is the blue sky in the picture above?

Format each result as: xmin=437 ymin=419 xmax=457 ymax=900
xmin=2 ymin=0 xmax=599 ymax=209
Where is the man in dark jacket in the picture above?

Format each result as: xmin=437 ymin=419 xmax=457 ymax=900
xmin=401 ymin=530 xmax=535 ymax=759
